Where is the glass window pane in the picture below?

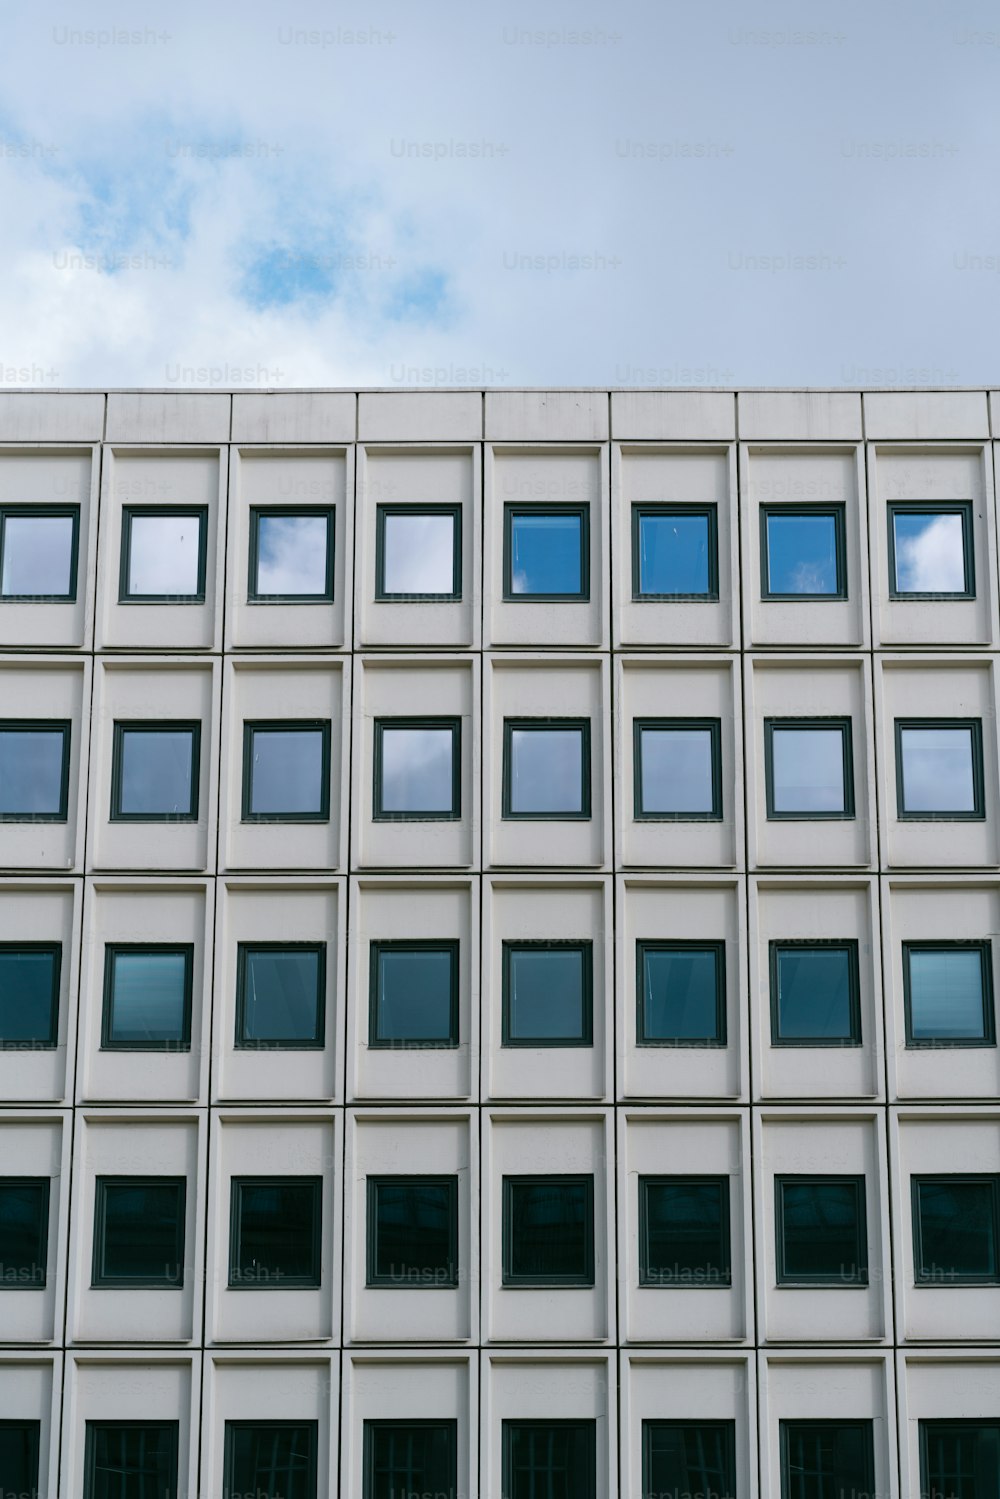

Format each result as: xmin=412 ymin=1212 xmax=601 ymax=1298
xmin=637 ymin=510 xmax=712 ymax=597
xmin=638 ymin=725 xmax=717 ymax=815
xmin=126 ymin=512 xmax=202 ymax=597
xmin=765 ymin=510 xmax=841 ymax=595
xmin=0 ymin=946 xmax=59 ymax=1046
xmin=907 ymin=947 xmax=990 ymax=1042
xmin=508 ymin=511 xmax=584 ymax=596
xmin=116 ymin=727 xmax=196 ymax=818
xmin=0 ymin=726 xmax=67 ymax=817
xmin=231 ymin=1179 xmax=320 ymax=1287
xmin=503 ymin=1421 xmax=595 ymax=1499
xmin=365 ymin=1422 xmax=457 ymax=1499
xmin=95 ymin=1179 xmax=185 ymax=1286
xmin=369 ymin=1178 xmax=457 ymax=1287
xmin=781 ymin=1422 xmax=874 ymax=1499
xmin=373 ymin=946 xmax=457 ymax=1046
xmin=106 ymin=949 xmax=189 ymax=1047
xmin=643 ymin=1421 xmax=737 ymax=1499
xmin=238 ymin=948 xmax=323 ymax=1046
xmin=508 ymin=726 xmax=585 ymax=815
xmin=921 ymin=1420 xmax=1000 ymax=1499
xmin=225 ymin=1422 xmax=318 ymax=1499
xmin=86 ymin=1423 xmax=178 ymax=1499
xmin=640 ymin=945 xmax=724 ymax=1045
xmin=915 ymin=1178 xmax=999 ymax=1282
xmin=378 ymin=726 xmax=456 ymax=814
xmin=505 ymin=946 xmax=590 ymax=1043
xmin=893 ymin=510 xmax=968 ymax=594
xmin=254 ymin=513 xmax=330 ymax=597
xmin=0 ymin=1178 xmax=49 ymax=1289
xmin=900 ymin=726 xmax=977 ymax=813
xmin=504 ymin=1177 xmax=593 ymax=1283
xmin=770 ymin=726 xmax=847 ymax=814
xmin=248 ymin=727 xmax=327 ymax=817
xmin=0 ymin=1422 xmax=40 ymax=1499
xmin=778 ymin=1178 xmax=867 ymax=1284
xmin=1 ymin=513 xmax=75 ymax=598
xmin=773 ymin=946 xmax=857 ymax=1043
xmin=641 ymin=1177 xmax=730 ymax=1288
xmin=382 ymin=511 xmax=457 ymax=595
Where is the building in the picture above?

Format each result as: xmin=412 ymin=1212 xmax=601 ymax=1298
xmin=1 ymin=385 xmax=999 ymax=1498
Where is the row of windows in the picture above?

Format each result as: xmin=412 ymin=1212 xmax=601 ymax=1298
xmin=2 ymin=935 xmax=994 ymax=1053
xmin=0 ymin=495 xmax=980 ymax=609
xmin=0 ymin=711 xmax=987 ymax=824
xmin=4 ymin=1167 xmax=999 ymax=1295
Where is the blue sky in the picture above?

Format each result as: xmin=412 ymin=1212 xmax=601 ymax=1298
xmin=0 ymin=0 xmax=998 ymax=387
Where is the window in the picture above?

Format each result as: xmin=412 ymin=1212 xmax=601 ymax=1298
xmin=248 ymin=507 xmax=334 ymax=603
xmin=224 ymin=1421 xmax=318 ymax=1499
xmin=895 ymin=719 xmax=984 ymax=820
xmin=0 ymin=943 xmax=60 ymax=1049
xmin=229 ymin=1177 xmax=322 ymax=1288
xmin=502 ymin=1420 xmax=596 ymax=1499
xmin=904 ymin=942 xmax=995 ymax=1047
xmin=0 ymin=1421 xmax=40 ymax=1499
xmin=235 ymin=944 xmax=325 ymax=1049
xmin=242 ymin=720 xmax=331 ymax=822
xmin=369 ymin=941 xmax=459 ymax=1049
xmin=366 ymin=1176 xmax=459 ymax=1288
xmin=502 ymin=719 xmax=591 ymax=819
xmin=110 ymin=721 xmax=200 ymax=822
xmin=761 ymin=504 xmax=847 ymax=598
xmin=120 ymin=506 xmax=207 ymax=602
xmin=764 ymin=718 xmax=854 ymax=819
xmin=636 ymin=941 xmax=727 ymax=1048
xmin=502 ymin=941 xmax=593 ymax=1047
xmin=920 ymin=1419 xmax=1000 ymax=1499
xmin=0 ymin=505 xmax=79 ymax=601
xmin=84 ymin=1422 xmax=178 ymax=1499
xmin=363 ymin=1421 xmax=457 ymax=1499
xmin=0 ymin=720 xmax=70 ymax=821
xmin=638 ymin=1176 xmax=731 ymax=1289
xmin=503 ymin=504 xmax=589 ymax=600
xmin=91 ymin=1177 xmax=185 ymax=1288
xmin=769 ymin=941 xmax=861 ymax=1047
xmin=633 ymin=718 xmax=722 ymax=820
xmin=376 ymin=504 xmax=461 ymax=600
xmin=101 ymin=945 xmax=193 ymax=1051
xmin=0 ymin=1178 xmax=49 ymax=1291
xmin=889 ymin=500 xmax=974 ymax=599
xmin=779 ymin=1420 xmax=874 ymax=1499
xmin=912 ymin=1175 xmax=1000 ymax=1285
xmin=631 ymin=503 xmax=718 ymax=601
xmin=502 ymin=1175 xmax=594 ymax=1286
xmin=775 ymin=1176 xmax=868 ymax=1286
xmin=642 ymin=1420 xmax=736 ymax=1499
xmin=373 ymin=718 xmax=461 ymax=820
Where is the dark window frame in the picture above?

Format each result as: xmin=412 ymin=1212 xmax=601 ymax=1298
xmin=0 ymin=1420 xmax=41 ymax=1499
xmin=631 ymin=501 xmax=719 ymax=602
xmin=764 ymin=716 xmax=855 ymax=821
xmin=775 ymin=1174 xmax=869 ymax=1287
xmin=641 ymin=1419 xmax=737 ymax=1499
xmin=365 ymin=1174 xmax=460 ymax=1289
xmin=0 ymin=503 xmax=80 ymax=603
xmin=241 ymin=719 xmax=332 ymax=824
xmin=778 ymin=1419 xmax=875 ymax=1499
xmin=912 ymin=1173 xmax=1000 ymax=1286
xmin=223 ymin=1419 xmax=319 ymax=1499
xmin=368 ymin=939 xmax=460 ymax=1050
xmin=501 ymin=716 xmax=592 ymax=821
xmin=0 ymin=719 xmax=71 ymax=824
xmin=0 ymin=941 xmax=61 ymax=1050
xmin=768 ymin=938 xmax=862 ymax=1048
xmin=0 ymin=1176 xmax=50 ymax=1292
xmin=91 ymin=1176 xmax=186 ymax=1290
xmin=638 ymin=1174 xmax=732 ymax=1289
xmin=919 ymin=1417 xmax=1000 ymax=1499
xmin=119 ymin=504 xmax=209 ymax=604
xmin=101 ymin=943 xmax=194 ymax=1052
xmin=903 ymin=940 xmax=996 ymax=1049
xmin=636 ymin=939 xmax=727 ymax=1049
xmin=501 ymin=939 xmax=594 ymax=1048
xmin=888 ymin=499 xmax=976 ymax=601
xmin=234 ymin=942 xmax=326 ymax=1051
xmin=502 ymin=501 xmax=591 ymax=602
xmin=247 ymin=504 xmax=335 ymax=604
xmin=83 ymin=1421 xmax=179 ymax=1499
xmin=372 ymin=716 xmax=462 ymax=822
xmin=375 ymin=502 xmax=462 ymax=602
xmin=894 ymin=717 xmax=985 ymax=822
xmin=633 ymin=716 xmax=723 ymax=821
xmin=760 ymin=502 xmax=848 ymax=600
xmin=228 ymin=1175 xmax=323 ymax=1290
xmin=110 ymin=720 xmax=201 ymax=823
xmin=501 ymin=1419 xmax=596 ymax=1499
xmin=362 ymin=1419 xmax=458 ymax=1499
xmin=501 ymin=1173 xmax=595 ymax=1288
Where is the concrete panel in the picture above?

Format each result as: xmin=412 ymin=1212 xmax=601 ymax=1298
xmin=611 ymin=390 xmax=735 ymax=440
xmin=231 ymin=391 xmax=356 ymax=444
xmin=0 ymin=392 xmax=104 ymax=442
xmin=863 ymin=390 xmax=989 ymax=440
xmin=485 ymin=390 xmax=609 ymax=442
xmin=105 ymin=392 xmax=231 ymax=443
xmin=990 ymin=390 xmax=1000 ymax=435
xmin=358 ymin=391 xmax=482 ymax=442
xmin=738 ymin=390 xmax=862 ymax=441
